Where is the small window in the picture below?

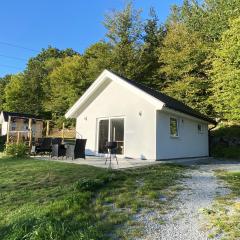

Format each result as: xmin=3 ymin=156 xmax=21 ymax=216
xmin=198 ymin=124 xmax=203 ymax=133
xmin=170 ymin=117 xmax=178 ymax=137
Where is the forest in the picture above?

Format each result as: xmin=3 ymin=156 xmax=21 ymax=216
xmin=0 ymin=0 xmax=239 ymax=126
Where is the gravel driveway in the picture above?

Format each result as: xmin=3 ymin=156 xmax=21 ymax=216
xmin=135 ymin=159 xmax=240 ymax=240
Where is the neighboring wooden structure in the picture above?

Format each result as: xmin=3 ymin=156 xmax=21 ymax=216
xmin=0 ymin=111 xmax=44 ymax=143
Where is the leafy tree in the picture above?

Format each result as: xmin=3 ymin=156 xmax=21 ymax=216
xmin=3 ymin=47 xmax=79 ymax=117
xmin=140 ymin=8 xmax=165 ymax=88
xmin=0 ymin=75 xmax=11 ymax=110
xmin=210 ymin=17 xmax=240 ymax=121
xmin=84 ymin=42 xmax=113 ymax=80
xmin=162 ymin=0 xmax=240 ymax=117
xmin=4 ymin=74 xmax=32 ymax=113
xmin=172 ymin=0 xmax=240 ymax=43
xmin=159 ymin=22 xmax=212 ymax=114
xmin=24 ymin=46 xmax=79 ymax=116
xmin=46 ymin=55 xmax=89 ymax=123
xmin=1 ymin=0 xmax=240 ymax=125
xmin=103 ymin=2 xmax=143 ymax=79
xmin=32 ymin=46 xmax=78 ymax=62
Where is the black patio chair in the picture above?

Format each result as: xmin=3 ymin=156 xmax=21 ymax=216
xmin=66 ymin=139 xmax=87 ymax=160
xmin=51 ymin=138 xmax=62 ymax=145
xmin=105 ymin=141 xmax=118 ymax=166
xmin=51 ymin=143 xmax=66 ymax=159
xmin=35 ymin=138 xmax=52 ymax=155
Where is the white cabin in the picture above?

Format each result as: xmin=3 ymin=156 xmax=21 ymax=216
xmin=66 ymin=70 xmax=215 ymax=160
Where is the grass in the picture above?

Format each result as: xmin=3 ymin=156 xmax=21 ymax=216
xmin=204 ymin=170 xmax=240 ymax=240
xmin=0 ymin=156 xmax=186 ymax=240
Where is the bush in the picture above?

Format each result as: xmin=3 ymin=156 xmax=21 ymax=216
xmin=0 ymin=135 xmax=6 ymax=152
xmin=212 ymin=146 xmax=240 ymax=159
xmin=5 ymin=143 xmax=28 ymax=158
xmin=212 ymin=124 xmax=240 ymax=138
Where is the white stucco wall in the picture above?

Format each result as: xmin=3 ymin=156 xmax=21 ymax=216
xmin=156 ymin=110 xmax=209 ymax=159
xmin=76 ymin=80 xmax=157 ymax=160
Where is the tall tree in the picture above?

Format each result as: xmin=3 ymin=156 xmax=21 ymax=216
xmin=46 ymin=55 xmax=89 ymax=123
xmin=0 ymin=75 xmax=11 ymax=110
xmin=103 ymin=2 xmax=143 ymax=79
xmin=83 ymin=42 xmax=113 ymax=80
xmin=159 ymin=22 xmax=211 ymax=115
xmin=174 ymin=0 xmax=240 ymax=43
xmin=4 ymin=74 xmax=32 ymax=113
xmin=3 ymin=47 xmax=79 ymax=117
xmin=25 ymin=46 xmax=79 ymax=116
xmin=210 ymin=17 xmax=240 ymax=121
xmin=140 ymin=8 xmax=165 ymax=88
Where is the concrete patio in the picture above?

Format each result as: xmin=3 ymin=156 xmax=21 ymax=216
xmin=34 ymin=155 xmax=211 ymax=169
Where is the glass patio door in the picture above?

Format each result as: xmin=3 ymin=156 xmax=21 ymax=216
xmin=98 ymin=119 xmax=109 ymax=154
xmin=98 ymin=118 xmax=124 ymax=155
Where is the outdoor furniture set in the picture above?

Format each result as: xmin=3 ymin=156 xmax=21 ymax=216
xmin=32 ymin=137 xmax=87 ymax=160
xmin=32 ymin=138 xmax=118 ymax=163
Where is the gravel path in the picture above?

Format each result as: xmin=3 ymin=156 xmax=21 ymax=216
xmin=135 ymin=160 xmax=240 ymax=240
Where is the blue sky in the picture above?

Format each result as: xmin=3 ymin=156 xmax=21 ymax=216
xmin=0 ymin=0 xmax=182 ymax=77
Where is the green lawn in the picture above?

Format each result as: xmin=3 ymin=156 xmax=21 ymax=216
xmin=0 ymin=157 xmax=185 ymax=240
xmin=207 ymin=170 xmax=240 ymax=240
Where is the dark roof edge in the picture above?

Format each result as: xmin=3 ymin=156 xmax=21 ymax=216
xmin=107 ymin=70 xmax=216 ymax=125
xmin=1 ymin=111 xmax=44 ymax=121
xmin=162 ymin=106 xmax=216 ymax=124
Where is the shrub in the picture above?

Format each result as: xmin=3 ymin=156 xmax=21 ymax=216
xmin=0 ymin=135 xmax=6 ymax=152
xmin=5 ymin=143 xmax=28 ymax=158
xmin=212 ymin=124 xmax=240 ymax=138
xmin=212 ymin=146 xmax=240 ymax=159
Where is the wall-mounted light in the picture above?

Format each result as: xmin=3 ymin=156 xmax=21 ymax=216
xmin=138 ymin=111 xmax=142 ymax=117
xmin=84 ymin=116 xmax=88 ymax=121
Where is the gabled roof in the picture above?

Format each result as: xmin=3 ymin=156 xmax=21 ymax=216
xmin=65 ymin=69 xmax=216 ymax=124
xmin=1 ymin=111 xmax=43 ymax=122
xmin=109 ymin=70 xmax=216 ymax=124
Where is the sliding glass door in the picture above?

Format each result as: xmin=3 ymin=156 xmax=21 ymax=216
xmin=98 ymin=118 xmax=124 ymax=155
xmin=98 ymin=119 xmax=109 ymax=154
